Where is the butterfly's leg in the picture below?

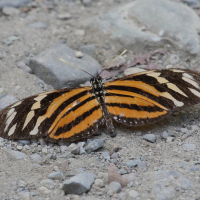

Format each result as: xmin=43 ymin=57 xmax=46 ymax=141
xmin=101 ymin=103 xmax=116 ymax=137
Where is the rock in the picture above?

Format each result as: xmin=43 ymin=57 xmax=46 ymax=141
xmin=184 ymin=0 xmax=200 ymax=8
xmin=85 ymin=139 xmax=104 ymax=153
xmin=169 ymin=54 xmax=180 ymax=65
xmin=48 ymin=172 xmax=65 ymax=180
xmin=125 ymin=158 xmax=143 ymax=168
xmin=28 ymin=21 xmax=47 ymax=29
xmin=84 ymin=0 xmax=200 ymax=54
xmin=166 ymin=137 xmax=175 ymax=143
xmin=161 ymin=131 xmax=168 ymax=139
xmin=28 ymin=44 xmax=101 ymax=89
xmin=182 ymin=143 xmax=196 ymax=151
xmin=30 ymin=154 xmax=41 ymax=162
xmin=0 ymin=94 xmax=18 ymax=110
xmin=38 ymin=186 xmax=51 ymax=194
xmin=67 ymin=143 xmax=80 ymax=155
xmin=0 ymin=0 xmax=31 ymax=9
xmin=7 ymin=150 xmax=27 ymax=160
xmin=143 ymin=134 xmax=156 ymax=143
xmin=134 ymin=130 xmax=143 ymax=136
xmin=94 ymin=179 xmax=104 ymax=188
xmin=2 ymin=7 xmax=20 ymax=16
xmin=40 ymin=179 xmax=55 ymax=189
xmin=42 ymin=147 xmax=48 ymax=155
xmin=81 ymin=0 xmax=92 ymax=7
xmin=107 ymin=182 xmax=121 ymax=194
xmin=102 ymin=151 xmax=110 ymax=161
xmin=108 ymin=163 xmax=128 ymax=187
xmin=75 ymin=29 xmax=85 ymax=36
xmin=122 ymin=173 xmax=136 ymax=182
xmin=17 ymin=140 xmax=31 ymax=145
xmin=119 ymin=168 xmax=127 ymax=175
xmin=128 ymin=190 xmax=139 ymax=199
xmin=3 ymin=35 xmax=20 ymax=46
xmin=62 ymin=172 xmax=95 ymax=195
xmin=57 ymin=13 xmax=72 ymax=20
xmin=79 ymin=44 xmax=96 ymax=56
xmin=16 ymin=145 xmax=23 ymax=151
xmin=75 ymin=51 xmax=83 ymax=58
xmin=111 ymin=153 xmax=119 ymax=159
xmin=18 ymin=191 xmax=30 ymax=200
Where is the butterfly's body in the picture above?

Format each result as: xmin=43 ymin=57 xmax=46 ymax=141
xmin=1 ymin=68 xmax=200 ymax=142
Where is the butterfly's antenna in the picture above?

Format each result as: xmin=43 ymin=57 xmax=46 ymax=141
xmin=60 ymin=58 xmax=94 ymax=78
xmin=99 ymin=49 xmax=127 ymax=76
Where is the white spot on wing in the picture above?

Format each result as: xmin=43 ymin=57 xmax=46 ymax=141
xmin=4 ymin=111 xmax=17 ymax=132
xmin=11 ymin=100 xmax=22 ymax=108
xmin=171 ymin=69 xmax=184 ymax=73
xmin=147 ymin=72 xmax=168 ymax=84
xmin=6 ymin=108 xmax=15 ymax=119
xmin=167 ymin=83 xmax=188 ymax=97
xmin=161 ymin=92 xmax=184 ymax=107
xmin=182 ymin=73 xmax=199 ymax=89
xmin=29 ymin=116 xmax=46 ymax=135
xmin=8 ymin=124 xmax=17 ymax=136
xmin=23 ymin=110 xmax=35 ymax=130
xmin=189 ymin=88 xmax=200 ymax=98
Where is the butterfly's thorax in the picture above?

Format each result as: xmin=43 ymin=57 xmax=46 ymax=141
xmin=90 ymin=76 xmax=105 ymax=103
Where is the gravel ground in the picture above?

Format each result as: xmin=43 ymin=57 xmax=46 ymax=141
xmin=1 ymin=0 xmax=200 ymax=200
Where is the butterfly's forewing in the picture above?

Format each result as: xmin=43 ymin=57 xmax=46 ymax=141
xmin=0 ymin=87 xmax=103 ymax=142
xmin=104 ymin=68 xmax=200 ymax=126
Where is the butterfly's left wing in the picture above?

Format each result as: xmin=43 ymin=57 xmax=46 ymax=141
xmin=0 ymin=87 xmax=104 ymax=142
xmin=104 ymin=68 xmax=200 ymax=126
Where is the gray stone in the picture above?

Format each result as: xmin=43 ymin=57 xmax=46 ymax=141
xmin=119 ymin=168 xmax=127 ymax=175
xmin=182 ymin=143 xmax=196 ymax=151
xmin=57 ymin=13 xmax=72 ymax=20
xmin=28 ymin=21 xmax=47 ymax=29
xmin=81 ymin=0 xmax=92 ymax=7
xmin=135 ymin=131 xmax=142 ymax=136
xmin=143 ymin=134 xmax=156 ymax=143
xmin=2 ymin=7 xmax=20 ymax=16
xmin=0 ymin=0 xmax=31 ymax=9
xmin=111 ymin=152 xmax=119 ymax=159
xmin=67 ymin=143 xmax=80 ymax=155
xmin=94 ymin=179 xmax=104 ymax=188
xmin=48 ymin=172 xmax=65 ymax=180
xmin=28 ymin=44 xmax=101 ymax=89
xmin=161 ymin=131 xmax=168 ymax=139
xmin=169 ymin=54 xmax=180 ymax=65
xmin=84 ymin=0 xmax=200 ymax=54
xmin=79 ymin=44 xmax=96 ymax=56
xmin=166 ymin=137 xmax=175 ymax=143
xmin=0 ymin=94 xmax=18 ymax=110
xmin=38 ymin=186 xmax=51 ymax=194
xmin=62 ymin=172 xmax=95 ymax=195
xmin=17 ymin=140 xmax=31 ymax=145
xmin=30 ymin=153 xmax=41 ymax=162
xmin=85 ymin=139 xmax=104 ymax=153
xmin=102 ymin=151 xmax=110 ymax=161
xmin=40 ymin=179 xmax=55 ymax=189
xmin=7 ymin=150 xmax=27 ymax=160
xmin=122 ymin=173 xmax=136 ymax=182
xmin=107 ymin=181 xmax=121 ymax=193
xmin=184 ymin=0 xmax=200 ymax=8
xmin=125 ymin=159 xmax=141 ymax=168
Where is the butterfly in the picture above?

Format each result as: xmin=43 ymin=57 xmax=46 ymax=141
xmin=0 ymin=68 xmax=200 ymax=142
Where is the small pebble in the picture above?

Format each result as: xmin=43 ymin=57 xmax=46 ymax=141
xmin=57 ymin=13 xmax=72 ymax=20
xmin=107 ymin=182 xmax=122 ymax=194
xmin=48 ymin=172 xmax=65 ymax=180
xmin=38 ymin=186 xmax=51 ymax=194
xmin=161 ymin=131 xmax=168 ymax=139
xmin=128 ymin=190 xmax=139 ymax=198
xmin=75 ymin=51 xmax=83 ymax=58
xmin=182 ymin=143 xmax=196 ymax=151
xmin=94 ymin=179 xmax=104 ymax=188
xmin=85 ymin=139 xmax=104 ymax=153
xmin=143 ymin=134 xmax=156 ymax=143
xmin=166 ymin=137 xmax=175 ymax=143
xmin=111 ymin=153 xmax=119 ymax=159
xmin=102 ymin=151 xmax=110 ymax=161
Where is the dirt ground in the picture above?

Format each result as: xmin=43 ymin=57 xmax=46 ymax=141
xmin=1 ymin=0 xmax=200 ymax=200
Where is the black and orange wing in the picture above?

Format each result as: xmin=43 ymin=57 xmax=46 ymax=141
xmin=0 ymin=87 xmax=103 ymax=142
xmin=104 ymin=68 xmax=200 ymax=126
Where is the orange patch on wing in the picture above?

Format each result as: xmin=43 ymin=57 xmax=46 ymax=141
xmin=49 ymin=107 xmax=103 ymax=139
xmin=107 ymin=106 xmax=167 ymax=119
xmin=48 ymin=93 xmax=92 ymax=133
xmin=105 ymin=96 xmax=156 ymax=107
xmin=106 ymin=90 xmax=167 ymax=110
xmin=105 ymin=80 xmax=161 ymax=96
